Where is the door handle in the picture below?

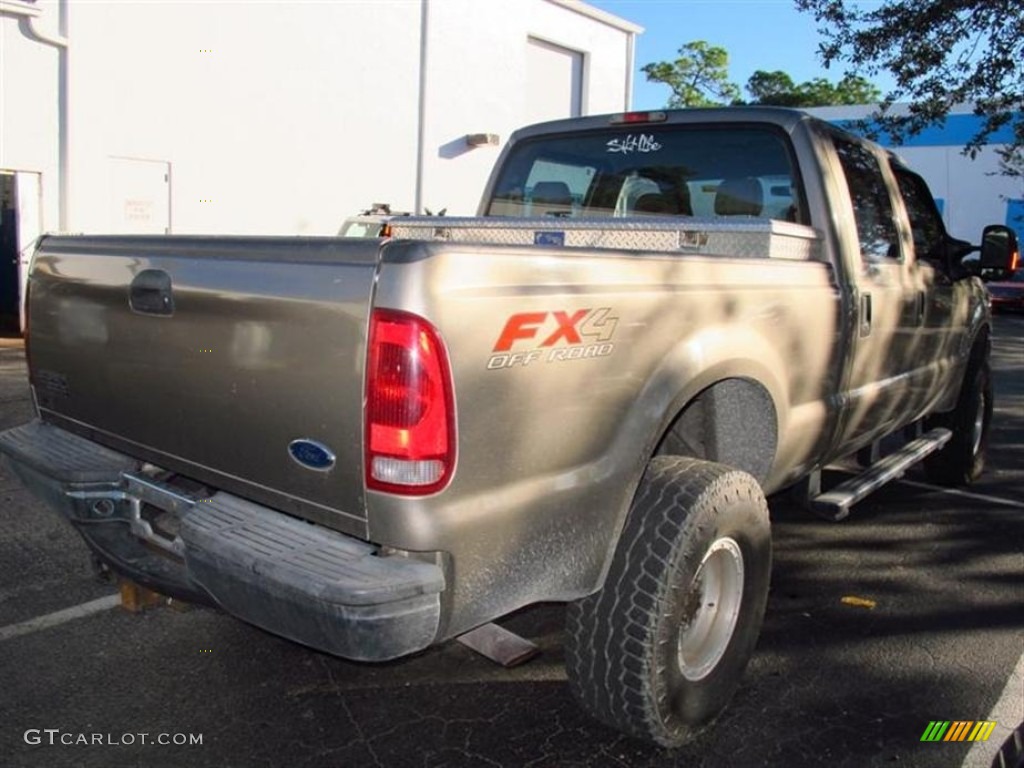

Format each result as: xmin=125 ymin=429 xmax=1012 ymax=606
xmin=917 ymin=290 xmax=927 ymax=325
xmin=859 ymin=293 xmax=872 ymax=337
xmin=129 ymin=269 xmax=174 ymax=316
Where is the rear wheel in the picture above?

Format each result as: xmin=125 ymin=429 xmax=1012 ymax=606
xmin=924 ymin=356 xmax=992 ymax=485
xmin=565 ymin=457 xmax=771 ymax=747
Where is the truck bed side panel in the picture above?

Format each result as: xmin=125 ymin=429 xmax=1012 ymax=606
xmin=368 ymin=240 xmax=843 ymax=638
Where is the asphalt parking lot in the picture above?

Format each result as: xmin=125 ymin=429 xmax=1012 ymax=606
xmin=1 ymin=316 xmax=1021 ymax=768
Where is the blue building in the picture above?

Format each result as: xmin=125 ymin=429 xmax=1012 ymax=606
xmin=809 ymin=105 xmax=1024 ymax=247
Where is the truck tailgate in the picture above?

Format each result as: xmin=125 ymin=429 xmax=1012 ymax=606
xmin=28 ymin=235 xmax=379 ymax=534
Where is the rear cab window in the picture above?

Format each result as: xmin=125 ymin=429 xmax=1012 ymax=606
xmin=485 ymin=125 xmax=807 ymax=225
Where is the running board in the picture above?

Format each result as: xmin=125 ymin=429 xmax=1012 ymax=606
xmin=810 ymin=428 xmax=952 ymax=521
xmin=456 ymin=623 xmax=540 ymax=668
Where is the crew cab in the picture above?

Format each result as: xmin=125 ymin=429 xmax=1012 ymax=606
xmin=0 ymin=107 xmax=1017 ymax=747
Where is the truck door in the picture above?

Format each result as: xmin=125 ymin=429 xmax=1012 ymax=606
xmin=890 ymin=165 xmax=969 ymax=409
xmin=826 ymin=133 xmax=927 ymax=449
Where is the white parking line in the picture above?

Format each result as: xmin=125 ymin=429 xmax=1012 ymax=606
xmin=961 ymin=652 xmax=1024 ymax=767
xmin=897 ymin=480 xmax=1024 ymax=510
xmin=0 ymin=594 xmax=120 ymax=642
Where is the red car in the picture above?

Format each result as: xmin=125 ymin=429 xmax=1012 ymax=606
xmin=987 ymin=270 xmax=1024 ymax=312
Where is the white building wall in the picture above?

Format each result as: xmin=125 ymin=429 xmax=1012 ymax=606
xmin=58 ymin=0 xmax=637 ymax=234
xmin=66 ymin=1 xmax=423 ymax=236
xmin=892 ymin=145 xmax=1019 ymax=243
xmin=0 ymin=1 xmax=61 ymax=231
xmin=420 ymin=0 xmax=636 ymax=214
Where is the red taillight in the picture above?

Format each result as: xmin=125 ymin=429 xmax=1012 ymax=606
xmin=366 ymin=309 xmax=455 ymax=495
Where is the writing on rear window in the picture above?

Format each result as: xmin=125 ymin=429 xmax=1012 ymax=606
xmin=606 ymin=134 xmax=663 ymax=154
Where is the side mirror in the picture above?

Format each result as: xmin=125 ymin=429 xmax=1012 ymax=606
xmin=978 ymin=225 xmax=1019 ymax=272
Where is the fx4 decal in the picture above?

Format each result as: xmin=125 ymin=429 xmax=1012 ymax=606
xmin=488 ymin=308 xmax=619 ymax=370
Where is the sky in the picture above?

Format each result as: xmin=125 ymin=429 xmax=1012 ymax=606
xmin=587 ymin=0 xmax=898 ymax=110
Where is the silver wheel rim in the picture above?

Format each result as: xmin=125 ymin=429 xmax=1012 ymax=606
xmin=971 ymin=393 xmax=985 ymax=457
xmin=677 ymin=537 xmax=744 ymax=682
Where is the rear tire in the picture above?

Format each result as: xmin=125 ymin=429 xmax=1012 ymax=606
xmin=565 ymin=457 xmax=771 ymax=747
xmin=924 ymin=356 xmax=992 ymax=486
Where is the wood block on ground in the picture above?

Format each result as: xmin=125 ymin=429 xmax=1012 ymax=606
xmin=118 ymin=578 xmax=165 ymax=613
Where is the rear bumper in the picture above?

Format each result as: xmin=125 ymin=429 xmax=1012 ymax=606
xmin=0 ymin=420 xmax=444 ymax=661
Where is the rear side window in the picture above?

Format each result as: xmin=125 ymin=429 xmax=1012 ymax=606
xmin=486 ymin=126 xmax=805 ymax=223
xmin=831 ymin=136 xmax=900 ymax=262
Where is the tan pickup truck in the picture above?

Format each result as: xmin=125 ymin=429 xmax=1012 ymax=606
xmin=1 ymin=107 xmax=1017 ymax=746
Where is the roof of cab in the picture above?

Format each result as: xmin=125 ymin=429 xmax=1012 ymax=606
xmin=510 ymin=106 xmax=832 ymax=143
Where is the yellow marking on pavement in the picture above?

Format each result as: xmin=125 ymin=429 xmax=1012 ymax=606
xmin=840 ymin=596 xmax=876 ymax=609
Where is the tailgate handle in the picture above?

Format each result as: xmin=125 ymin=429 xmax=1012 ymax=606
xmin=129 ymin=270 xmax=174 ymax=316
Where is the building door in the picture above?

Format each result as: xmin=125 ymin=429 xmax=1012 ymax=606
xmin=525 ymin=37 xmax=584 ymax=125
xmin=0 ymin=173 xmax=17 ymax=332
xmin=0 ymin=171 xmax=42 ymax=333
xmin=109 ymin=157 xmax=170 ymax=234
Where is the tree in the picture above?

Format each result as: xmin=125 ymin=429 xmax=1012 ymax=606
xmin=642 ymin=41 xmax=881 ymax=110
xmin=641 ymin=41 xmax=741 ymax=108
xmin=795 ymin=0 xmax=1024 ymax=175
xmin=745 ymin=70 xmax=881 ymax=107
xmin=797 ymin=75 xmax=881 ymax=106
xmin=746 ymin=71 xmax=801 ymax=106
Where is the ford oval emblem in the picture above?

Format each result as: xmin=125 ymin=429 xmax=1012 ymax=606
xmin=288 ymin=439 xmax=336 ymax=472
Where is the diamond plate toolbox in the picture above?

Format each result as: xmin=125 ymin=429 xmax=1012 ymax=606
xmin=388 ymin=216 xmax=822 ymax=261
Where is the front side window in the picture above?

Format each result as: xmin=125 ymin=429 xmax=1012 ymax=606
xmin=831 ymin=135 xmax=900 ymax=262
xmin=893 ymin=167 xmax=946 ymax=262
xmin=486 ymin=126 xmax=805 ymax=223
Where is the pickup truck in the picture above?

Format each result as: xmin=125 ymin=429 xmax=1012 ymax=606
xmin=1 ymin=107 xmax=1017 ymax=747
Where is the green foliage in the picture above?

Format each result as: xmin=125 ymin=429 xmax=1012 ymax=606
xmin=641 ymin=41 xmax=741 ymax=108
xmin=996 ymin=129 xmax=1024 ymax=178
xmin=745 ymin=70 xmax=881 ymax=107
xmin=795 ymin=0 xmax=1024 ymax=175
xmin=642 ymin=40 xmax=881 ymax=110
xmin=745 ymin=71 xmax=800 ymax=106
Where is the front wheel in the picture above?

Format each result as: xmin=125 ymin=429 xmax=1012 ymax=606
xmin=924 ymin=356 xmax=992 ymax=485
xmin=565 ymin=457 xmax=771 ymax=747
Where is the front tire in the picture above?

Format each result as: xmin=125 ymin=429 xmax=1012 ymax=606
xmin=924 ymin=356 xmax=992 ymax=485
xmin=565 ymin=457 xmax=771 ymax=747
